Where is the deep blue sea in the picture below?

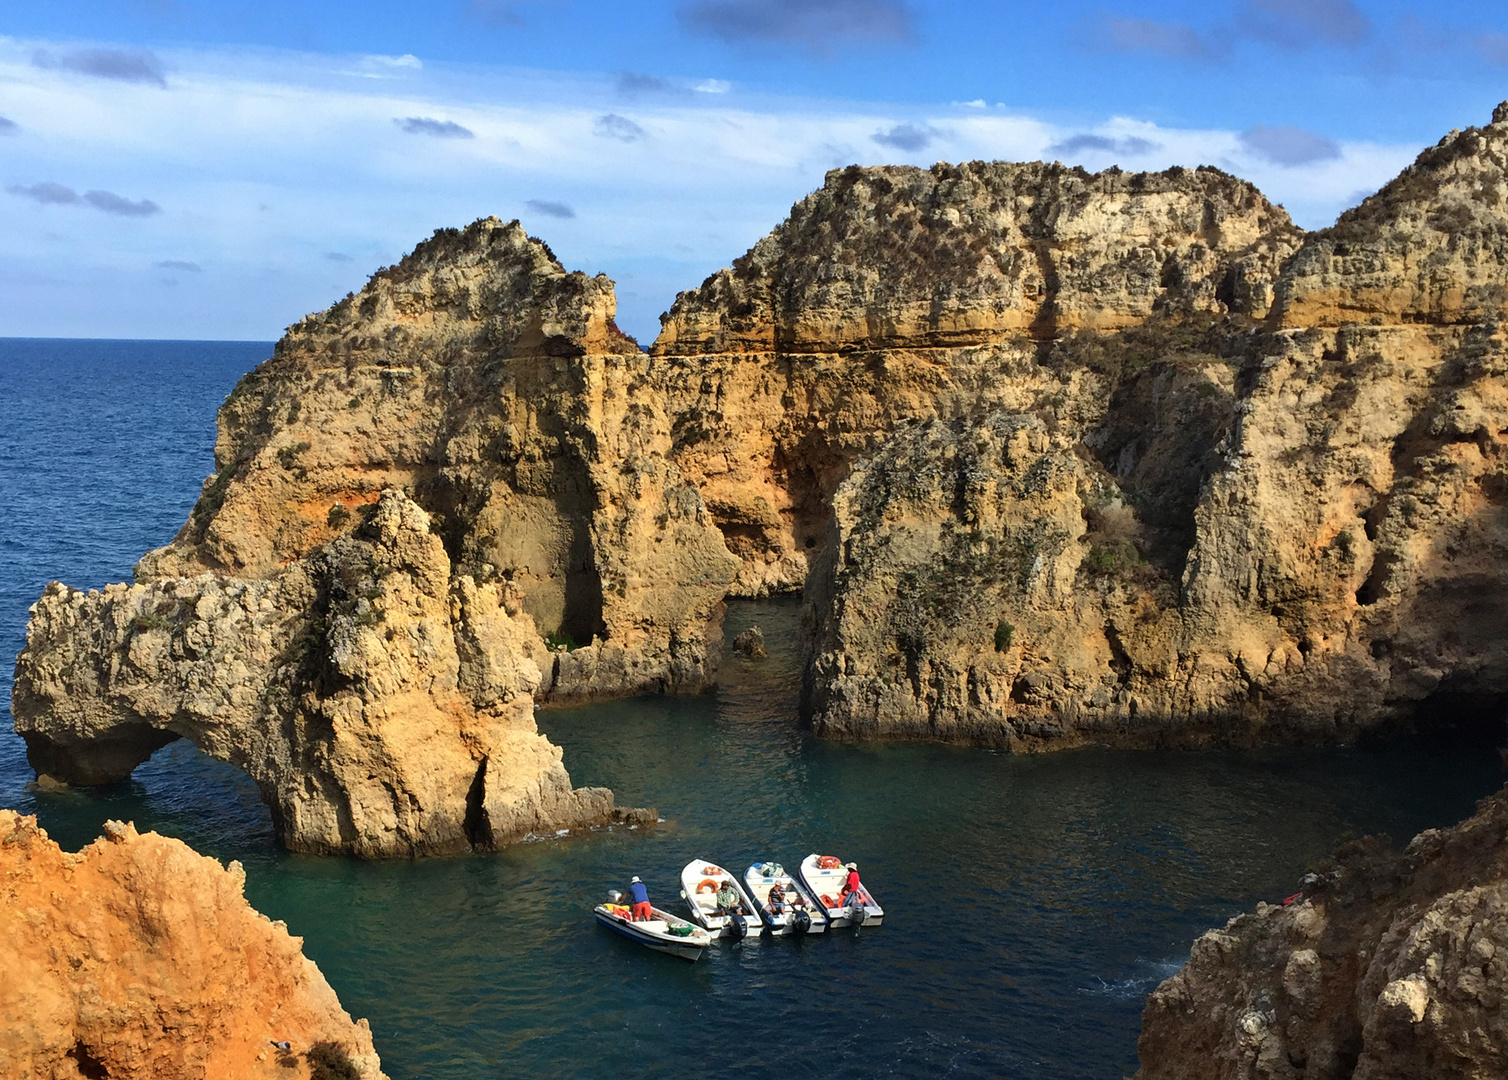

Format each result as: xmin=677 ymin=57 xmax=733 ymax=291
xmin=1 ymin=337 xmax=1503 ymax=1079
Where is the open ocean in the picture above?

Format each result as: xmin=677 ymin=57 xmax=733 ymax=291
xmin=2 ymin=337 xmax=1503 ymax=1079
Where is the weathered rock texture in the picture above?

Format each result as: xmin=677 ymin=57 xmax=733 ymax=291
xmin=15 ymin=490 xmax=647 ymax=856
xmin=0 ymin=811 xmax=385 ymax=1079
xmin=803 ymin=106 xmax=1508 ymax=749
xmin=1137 ymin=782 xmax=1508 ymax=1080
xmin=14 ymin=106 xmax=1508 ymax=852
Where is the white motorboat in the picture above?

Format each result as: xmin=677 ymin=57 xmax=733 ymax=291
xmin=797 ymin=853 xmax=884 ymax=928
xmin=593 ymin=902 xmax=713 ymax=962
xmin=679 ymin=859 xmax=763 ymax=939
xmin=743 ymin=861 xmax=826 ymax=935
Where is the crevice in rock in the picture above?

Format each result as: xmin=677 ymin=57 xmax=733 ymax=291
xmin=463 ymin=756 xmax=490 ymax=849
xmin=1355 ymin=550 xmax=1396 ymax=606
xmin=1105 ymin=623 xmax=1135 ymax=686
xmin=66 ymin=1041 xmax=109 ymax=1080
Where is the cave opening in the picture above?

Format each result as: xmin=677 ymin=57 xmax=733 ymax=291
xmin=1405 ymin=684 xmax=1508 ymax=748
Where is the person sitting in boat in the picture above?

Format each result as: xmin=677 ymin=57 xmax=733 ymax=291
xmin=766 ymin=881 xmax=788 ymax=915
xmin=839 ymin=863 xmax=863 ymax=906
xmin=627 ymin=876 xmax=653 ymax=921
xmin=714 ymin=880 xmax=744 ymax=916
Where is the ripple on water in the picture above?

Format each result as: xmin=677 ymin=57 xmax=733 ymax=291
xmin=1 ymin=341 xmax=1504 ymax=1080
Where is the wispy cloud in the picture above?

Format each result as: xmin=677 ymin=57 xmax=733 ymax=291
xmin=679 ymin=0 xmax=917 ymax=53
xmin=1240 ymin=124 xmax=1341 ymax=166
xmin=9 ymin=182 xmax=161 ymax=216
xmin=872 ymin=123 xmax=937 ymax=152
xmin=395 ymin=116 xmax=475 ymax=138
xmin=595 ymin=113 xmax=647 ymax=142
xmin=33 ymin=47 xmax=167 ymax=87
xmin=324 ymin=252 xmax=354 ymax=262
xmin=1086 ymin=16 xmax=1221 ymax=60
xmin=156 ymin=259 xmax=202 ymax=272
xmin=526 ymin=199 xmax=575 ymax=218
xmin=0 ymin=116 xmax=17 ymax=135
xmin=1047 ymin=133 xmax=1161 ymax=158
xmin=1237 ymin=0 xmax=1370 ymax=49
xmin=616 ymin=71 xmax=682 ymax=96
xmin=1478 ymin=32 xmax=1508 ymax=66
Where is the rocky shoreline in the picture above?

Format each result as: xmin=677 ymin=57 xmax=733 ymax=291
xmin=1137 ymin=779 xmax=1508 ymax=1080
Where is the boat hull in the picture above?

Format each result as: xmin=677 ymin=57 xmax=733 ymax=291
xmin=797 ymin=854 xmax=884 ymax=928
xmin=680 ymin=859 xmax=764 ymax=938
xmin=593 ymin=906 xmax=710 ymax=962
xmin=744 ymin=863 xmax=827 ymax=935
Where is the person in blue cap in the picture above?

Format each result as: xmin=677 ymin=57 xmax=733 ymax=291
xmin=627 ymin=876 xmax=652 ymax=921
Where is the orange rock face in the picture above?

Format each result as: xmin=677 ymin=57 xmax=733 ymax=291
xmin=0 ymin=811 xmax=386 ymax=1080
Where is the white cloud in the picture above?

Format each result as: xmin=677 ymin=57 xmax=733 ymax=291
xmin=0 ymin=36 xmax=1423 ymax=341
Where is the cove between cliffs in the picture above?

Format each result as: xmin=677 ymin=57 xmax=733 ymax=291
xmin=1 ymin=337 xmax=1504 ymax=1076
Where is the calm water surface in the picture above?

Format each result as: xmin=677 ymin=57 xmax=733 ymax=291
xmin=1 ymin=338 xmax=1503 ymax=1079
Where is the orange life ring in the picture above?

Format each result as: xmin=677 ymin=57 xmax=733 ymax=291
xmin=816 ymin=855 xmax=842 ymax=870
xmin=821 ymin=894 xmax=836 ymax=907
xmin=696 ymin=879 xmax=718 ymax=894
xmin=701 ymin=865 xmax=720 ymax=875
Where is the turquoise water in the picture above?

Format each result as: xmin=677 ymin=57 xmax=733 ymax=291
xmin=2 ymin=339 xmax=1504 ymax=1079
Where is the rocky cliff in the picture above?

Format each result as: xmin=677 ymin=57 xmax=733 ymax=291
xmin=13 ymin=105 xmax=1508 ymax=854
xmin=15 ymin=490 xmax=650 ymax=856
xmin=1137 ymin=781 xmax=1508 ymax=1080
xmin=0 ymin=811 xmax=385 ymax=1079
xmin=803 ymin=105 xmax=1508 ymax=748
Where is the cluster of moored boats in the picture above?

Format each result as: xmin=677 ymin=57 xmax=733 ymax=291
xmin=593 ymin=853 xmax=885 ymax=961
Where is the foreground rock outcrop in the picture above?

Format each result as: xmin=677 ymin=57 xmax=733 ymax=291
xmin=0 ymin=811 xmax=385 ymax=1079
xmin=1137 ymin=782 xmax=1508 ymax=1080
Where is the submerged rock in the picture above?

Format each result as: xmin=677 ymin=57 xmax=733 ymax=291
xmin=733 ymin=626 xmax=768 ymax=658
xmin=0 ymin=810 xmax=387 ymax=1079
xmin=1136 ymin=782 xmax=1508 ymax=1080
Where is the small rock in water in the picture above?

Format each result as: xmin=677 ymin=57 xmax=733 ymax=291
xmin=733 ymin=626 xmax=767 ymax=657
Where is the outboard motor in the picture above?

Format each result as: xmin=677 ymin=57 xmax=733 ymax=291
xmin=728 ymin=912 xmax=748 ymax=940
xmin=847 ymin=902 xmax=868 ymax=927
xmin=791 ymin=909 xmax=812 ymax=936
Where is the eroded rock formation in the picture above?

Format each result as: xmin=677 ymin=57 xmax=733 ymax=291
xmin=803 ymin=105 xmax=1508 ymax=748
xmin=1136 ymin=782 xmax=1508 ymax=1080
xmin=15 ymin=490 xmax=649 ymax=856
xmin=0 ymin=811 xmax=386 ymax=1079
xmin=13 ymin=104 xmax=1508 ymax=852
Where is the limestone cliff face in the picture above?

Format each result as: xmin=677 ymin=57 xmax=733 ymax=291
xmin=655 ymin=161 xmax=1299 ymax=354
xmin=0 ymin=811 xmax=385 ymax=1079
xmin=1137 ymin=783 xmax=1508 ymax=1080
xmin=138 ymin=216 xmax=737 ymax=701
xmin=651 ymin=162 xmax=1301 ymax=595
xmin=804 ymin=104 xmax=1508 ymax=747
xmin=14 ymin=490 xmax=646 ymax=857
xmin=14 ymin=106 xmax=1508 ymax=854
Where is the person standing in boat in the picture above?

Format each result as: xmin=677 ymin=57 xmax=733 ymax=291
xmin=839 ymin=863 xmax=863 ymax=906
xmin=714 ymin=880 xmax=744 ymax=916
xmin=627 ymin=876 xmax=653 ymax=921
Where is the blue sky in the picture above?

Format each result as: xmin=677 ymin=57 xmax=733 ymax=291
xmin=1 ymin=0 xmax=1506 ymax=342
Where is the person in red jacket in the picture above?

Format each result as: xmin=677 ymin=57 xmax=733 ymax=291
xmin=839 ymin=862 xmax=862 ymax=906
